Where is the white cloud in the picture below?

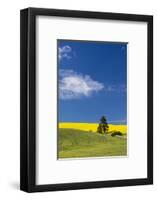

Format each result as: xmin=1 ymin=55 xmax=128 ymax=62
xmin=58 ymin=45 xmax=72 ymax=60
xmin=59 ymin=70 xmax=104 ymax=100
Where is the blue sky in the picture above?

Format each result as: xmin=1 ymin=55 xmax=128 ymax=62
xmin=58 ymin=40 xmax=127 ymax=124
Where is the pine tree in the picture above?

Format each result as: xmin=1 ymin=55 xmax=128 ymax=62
xmin=97 ymin=124 xmax=102 ymax=134
xmin=97 ymin=116 xmax=109 ymax=134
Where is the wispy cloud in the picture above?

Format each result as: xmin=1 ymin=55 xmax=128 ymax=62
xmin=59 ymin=70 xmax=104 ymax=100
xmin=109 ymin=119 xmax=127 ymax=124
xmin=105 ymin=84 xmax=126 ymax=92
xmin=58 ymin=45 xmax=72 ymax=60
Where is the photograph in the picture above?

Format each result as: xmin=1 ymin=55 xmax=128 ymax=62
xmin=58 ymin=39 xmax=127 ymax=159
xmin=20 ymin=7 xmax=153 ymax=192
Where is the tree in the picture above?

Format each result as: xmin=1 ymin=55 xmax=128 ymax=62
xmin=97 ymin=125 xmax=102 ymax=134
xmin=97 ymin=116 xmax=109 ymax=134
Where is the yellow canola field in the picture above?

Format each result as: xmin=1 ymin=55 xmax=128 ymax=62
xmin=59 ymin=123 xmax=127 ymax=134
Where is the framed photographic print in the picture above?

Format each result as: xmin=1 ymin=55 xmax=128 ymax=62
xmin=20 ymin=8 xmax=153 ymax=192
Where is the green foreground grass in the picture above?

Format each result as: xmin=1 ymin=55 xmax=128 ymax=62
xmin=58 ymin=128 xmax=127 ymax=159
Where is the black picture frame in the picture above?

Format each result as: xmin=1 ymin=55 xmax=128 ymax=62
xmin=20 ymin=7 xmax=153 ymax=193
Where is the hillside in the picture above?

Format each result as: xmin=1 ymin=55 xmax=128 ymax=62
xmin=58 ymin=128 xmax=127 ymax=159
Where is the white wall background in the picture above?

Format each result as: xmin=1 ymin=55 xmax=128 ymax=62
xmin=0 ymin=0 xmax=156 ymax=199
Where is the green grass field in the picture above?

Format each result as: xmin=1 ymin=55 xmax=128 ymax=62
xmin=58 ymin=128 xmax=127 ymax=159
